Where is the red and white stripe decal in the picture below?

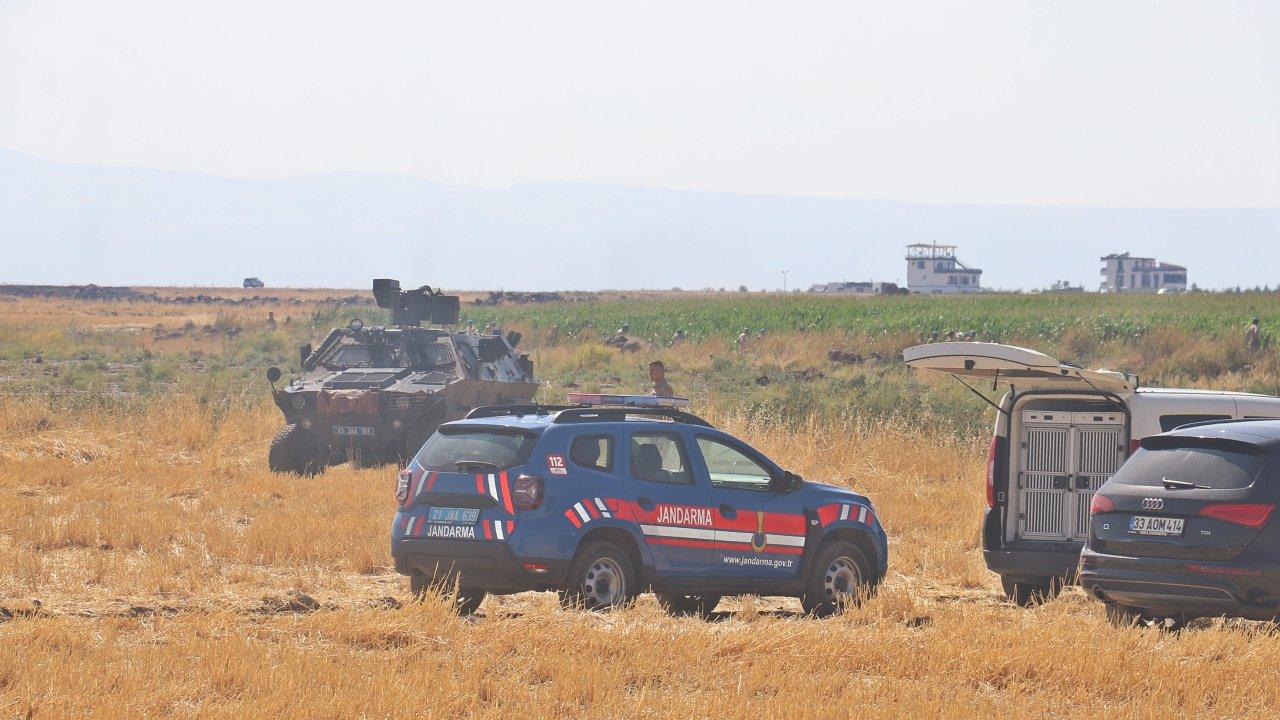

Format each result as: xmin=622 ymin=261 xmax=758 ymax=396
xmin=492 ymin=520 xmax=506 ymax=541
xmin=498 ymin=471 xmax=514 ymax=514
xmin=412 ymin=516 xmax=425 ymax=536
xmin=572 ymin=502 xmax=591 ymax=524
xmin=593 ymin=498 xmax=612 ymax=518
xmin=564 ymin=507 xmax=583 ymax=528
xmin=817 ymin=503 xmax=875 ymax=528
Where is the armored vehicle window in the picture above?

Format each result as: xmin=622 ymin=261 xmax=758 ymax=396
xmin=405 ymin=340 xmax=455 ymax=368
xmin=696 ymin=436 xmax=773 ymax=491
xmin=414 ymin=428 xmax=537 ymax=473
xmin=1158 ymin=414 xmax=1231 ymax=432
xmin=630 ymin=432 xmax=692 ymax=485
xmin=570 ymin=435 xmax=613 ymax=473
xmin=325 ymin=343 xmax=378 ymax=368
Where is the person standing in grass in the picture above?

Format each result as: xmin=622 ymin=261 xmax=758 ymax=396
xmin=649 ymin=360 xmax=674 ymax=398
xmin=1246 ymin=318 xmax=1262 ymax=351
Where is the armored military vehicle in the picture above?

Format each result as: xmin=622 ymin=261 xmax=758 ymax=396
xmin=264 ymin=279 xmax=538 ymax=475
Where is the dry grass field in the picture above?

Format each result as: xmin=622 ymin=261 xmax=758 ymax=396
xmin=5 ymin=289 xmax=1280 ymax=719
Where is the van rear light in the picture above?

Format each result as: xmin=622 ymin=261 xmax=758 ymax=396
xmin=1198 ymin=503 xmax=1275 ymax=528
xmin=1089 ymin=493 xmax=1115 ymax=515
xmin=1129 ymin=438 xmax=1141 ymax=454
xmin=985 ymin=436 xmax=998 ymax=508
xmin=513 ymin=474 xmax=544 ymax=510
xmin=395 ymin=469 xmax=412 ymax=504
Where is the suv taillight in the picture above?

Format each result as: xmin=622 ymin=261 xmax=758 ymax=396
xmin=1089 ymin=493 xmax=1115 ymax=515
xmin=395 ymin=469 xmax=411 ymax=504
xmin=1199 ymin=503 xmax=1275 ymax=528
xmin=513 ymin=474 xmax=543 ymax=510
xmin=985 ymin=436 xmax=998 ymax=508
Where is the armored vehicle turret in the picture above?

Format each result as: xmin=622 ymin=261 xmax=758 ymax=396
xmin=265 ymin=280 xmax=538 ymax=475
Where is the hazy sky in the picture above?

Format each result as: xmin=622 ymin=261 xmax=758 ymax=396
xmin=2 ymin=0 xmax=1278 ymax=207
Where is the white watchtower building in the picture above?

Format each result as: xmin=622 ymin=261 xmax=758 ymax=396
xmin=905 ymin=243 xmax=983 ymax=294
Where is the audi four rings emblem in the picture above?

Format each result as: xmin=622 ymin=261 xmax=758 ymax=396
xmin=1141 ymin=498 xmax=1164 ymax=510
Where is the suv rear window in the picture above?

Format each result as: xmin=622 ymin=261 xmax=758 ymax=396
xmin=1111 ymin=441 xmax=1270 ymax=490
xmin=414 ymin=427 xmax=537 ymax=473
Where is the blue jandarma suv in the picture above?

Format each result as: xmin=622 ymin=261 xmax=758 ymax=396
xmin=390 ymin=400 xmax=887 ymax=616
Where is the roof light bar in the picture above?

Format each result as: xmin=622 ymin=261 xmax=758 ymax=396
xmin=566 ymin=393 xmax=690 ymax=408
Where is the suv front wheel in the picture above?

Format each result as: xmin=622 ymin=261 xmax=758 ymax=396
xmin=802 ymin=540 xmax=872 ymax=617
xmin=560 ymin=540 xmax=638 ymax=611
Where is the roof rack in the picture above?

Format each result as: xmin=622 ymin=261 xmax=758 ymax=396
xmin=553 ymin=405 xmax=713 ymax=428
xmin=465 ymin=403 xmax=580 ymax=420
xmin=463 ymin=402 xmax=714 ymax=428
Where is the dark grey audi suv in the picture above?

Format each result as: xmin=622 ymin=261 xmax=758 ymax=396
xmin=1080 ymin=419 xmax=1280 ymax=626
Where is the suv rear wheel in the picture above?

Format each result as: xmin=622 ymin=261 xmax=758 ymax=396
xmin=802 ymin=540 xmax=872 ymax=617
xmin=268 ymin=424 xmax=326 ymax=475
xmin=656 ymin=593 xmax=720 ymax=618
xmin=1000 ymin=575 xmax=1061 ymax=607
xmin=410 ymin=575 xmax=487 ymax=615
xmin=560 ymin=540 xmax=637 ymax=611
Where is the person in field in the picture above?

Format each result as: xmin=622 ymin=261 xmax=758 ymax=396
xmin=649 ymin=360 xmax=674 ymax=398
xmin=1246 ymin=318 xmax=1262 ymax=351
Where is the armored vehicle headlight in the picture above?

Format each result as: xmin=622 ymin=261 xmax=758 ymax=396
xmin=349 ymin=318 xmax=364 ymax=331
xmin=291 ymin=395 xmax=307 ymax=409
xmin=391 ymin=396 xmax=411 ymax=410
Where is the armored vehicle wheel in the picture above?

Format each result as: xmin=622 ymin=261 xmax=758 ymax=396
xmin=1000 ymin=575 xmax=1061 ymax=607
xmin=268 ymin=424 xmax=325 ymax=475
xmin=656 ymin=593 xmax=720 ymax=618
xmin=409 ymin=575 xmax=487 ymax=615
xmin=801 ymin=540 xmax=872 ymax=617
xmin=559 ymin=540 xmax=637 ymax=611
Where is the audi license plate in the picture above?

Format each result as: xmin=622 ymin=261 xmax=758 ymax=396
xmin=428 ymin=507 xmax=480 ymax=524
xmin=332 ymin=426 xmax=375 ymax=436
xmin=1128 ymin=515 xmax=1184 ymax=537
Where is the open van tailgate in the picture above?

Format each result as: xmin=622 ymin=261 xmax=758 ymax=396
xmin=903 ymin=342 xmax=1133 ymax=393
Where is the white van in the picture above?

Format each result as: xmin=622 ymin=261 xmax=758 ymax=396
xmin=903 ymin=342 xmax=1280 ymax=604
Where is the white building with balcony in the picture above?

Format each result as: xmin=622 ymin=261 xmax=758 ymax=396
xmin=1100 ymin=253 xmax=1187 ymax=293
xmin=905 ymin=243 xmax=983 ymax=294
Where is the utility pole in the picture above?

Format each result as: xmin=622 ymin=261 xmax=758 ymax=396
xmin=782 ymin=270 xmax=789 ymax=293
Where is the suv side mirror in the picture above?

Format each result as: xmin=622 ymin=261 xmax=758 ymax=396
xmin=770 ymin=470 xmax=803 ymax=493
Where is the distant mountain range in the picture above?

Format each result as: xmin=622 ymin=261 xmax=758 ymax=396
xmin=1 ymin=148 xmax=1276 ymax=291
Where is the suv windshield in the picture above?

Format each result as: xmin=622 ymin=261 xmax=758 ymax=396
xmin=414 ymin=427 xmax=537 ymax=473
xmin=1111 ymin=442 xmax=1270 ymax=490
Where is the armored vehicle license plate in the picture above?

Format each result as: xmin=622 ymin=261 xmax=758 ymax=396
xmin=332 ymin=426 xmax=375 ymax=436
xmin=428 ymin=507 xmax=480 ymax=525
xmin=1128 ymin=516 xmax=1184 ymax=537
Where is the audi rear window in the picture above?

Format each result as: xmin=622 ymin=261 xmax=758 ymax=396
xmin=414 ymin=427 xmax=537 ymax=473
xmin=1111 ymin=440 xmax=1270 ymax=490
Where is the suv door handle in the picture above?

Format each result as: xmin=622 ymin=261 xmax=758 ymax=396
xmin=637 ymin=497 xmax=656 ymax=511
xmin=719 ymin=503 xmax=737 ymax=519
